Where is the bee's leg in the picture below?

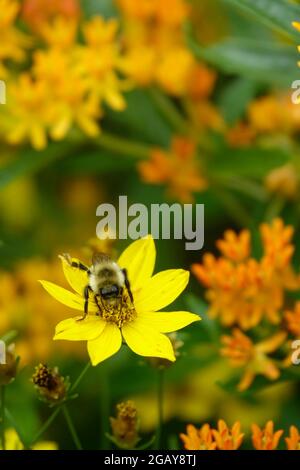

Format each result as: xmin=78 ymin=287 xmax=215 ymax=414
xmin=70 ymin=261 xmax=90 ymax=274
xmin=119 ymin=287 xmax=124 ymax=314
xmin=122 ymin=269 xmax=134 ymax=303
xmin=94 ymin=294 xmax=102 ymax=315
xmin=77 ymin=285 xmax=90 ymax=321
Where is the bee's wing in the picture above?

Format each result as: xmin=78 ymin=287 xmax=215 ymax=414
xmin=92 ymin=252 xmax=111 ymax=266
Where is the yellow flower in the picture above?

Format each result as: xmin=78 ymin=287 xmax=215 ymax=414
xmin=221 ymin=329 xmax=286 ymax=391
xmin=251 ymin=421 xmax=283 ymax=450
xmin=212 ymin=420 xmax=244 ymax=450
xmin=40 ymin=236 xmax=200 ymax=366
xmin=0 ymin=0 xmax=30 ymax=78
xmin=0 ymin=428 xmax=57 ymax=450
xmin=1 ymin=74 xmax=54 ymax=150
xmin=285 ymin=425 xmax=300 ymax=450
xmin=265 ymin=164 xmax=299 ymax=200
xmin=180 ymin=424 xmax=217 ymax=450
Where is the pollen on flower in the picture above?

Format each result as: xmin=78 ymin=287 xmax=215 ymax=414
xmin=99 ymin=293 xmax=137 ymax=328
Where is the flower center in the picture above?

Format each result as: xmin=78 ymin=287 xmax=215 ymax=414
xmin=99 ymin=293 xmax=137 ymax=328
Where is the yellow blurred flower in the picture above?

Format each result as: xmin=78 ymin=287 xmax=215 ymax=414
xmin=192 ymin=219 xmax=299 ymax=329
xmin=0 ymin=0 xmax=30 ymax=78
xmin=285 ymin=425 xmax=300 ymax=450
xmin=265 ymin=164 xmax=299 ymax=200
xmin=221 ymin=329 xmax=286 ymax=391
xmin=0 ymin=14 xmax=128 ymax=149
xmin=251 ymin=420 xmax=283 ymax=450
xmin=0 ymin=428 xmax=57 ymax=450
xmin=117 ymin=0 xmax=208 ymax=97
xmin=109 ymin=400 xmax=141 ymax=449
xmin=40 ymin=236 xmax=200 ymax=365
xmin=138 ymin=137 xmax=207 ymax=203
xmin=180 ymin=424 xmax=217 ymax=450
xmin=248 ymin=94 xmax=300 ymax=135
xmin=212 ymin=420 xmax=244 ymax=450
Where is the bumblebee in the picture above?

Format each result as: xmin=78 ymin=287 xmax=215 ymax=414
xmin=65 ymin=253 xmax=133 ymax=320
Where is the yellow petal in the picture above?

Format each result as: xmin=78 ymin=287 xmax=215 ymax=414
xmin=122 ymin=319 xmax=176 ymax=362
xmin=32 ymin=442 xmax=58 ymax=450
xmin=54 ymin=316 xmax=105 ymax=341
xmin=138 ymin=311 xmax=200 ymax=333
xmin=135 ymin=269 xmax=189 ymax=312
xmin=39 ymin=280 xmax=98 ymax=313
xmin=87 ymin=323 xmax=122 ymax=366
xmin=60 ymin=256 xmax=89 ymax=295
xmin=117 ymin=235 xmax=156 ymax=291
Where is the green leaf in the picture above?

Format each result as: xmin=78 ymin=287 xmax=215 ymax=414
xmin=105 ymin=89 xmax=172 ymax=147
xmin=187 ymin=31 xmax=298 ymax=86
xmin=211 ymin=145 xmax=290 ymax=179
xmin=0 ymin=141 xmax=79 ymax=190
xmin=217 ymin=78 xmax=260 ymax=125
xmin=221 ymin=0 xmax=300 ymax=42
xmin=80 ymin=0 xmax=118 ymax=18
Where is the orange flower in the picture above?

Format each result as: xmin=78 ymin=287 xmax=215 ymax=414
xmin=180 ymin=424 xmax=216 ymax=450
xmin=226 ymin=122 xmax=256 ymax=148
xmin=285 ymin=426 xmax=300 ymax=450
xmin=21 ymin=0 xmax=80 ymax=31
xmin=221 ymin=329 xmax=286 ymax=391
xmin=251 ymin=421 xmax=283 ymax=450
xmin=216 ymin=229 xmax=250 ymax=263
xmin=138 ymin=137 xmax=207 ymax=202
xmin=187 ymin=63 xmax=217 ymax=100
xmin=192 ymin=219 xmax=299 ymax=329
xmin=212 ymin=420 xmax=244 ymax=450
xmin=285 ymin=302 xmax=300 ymax=337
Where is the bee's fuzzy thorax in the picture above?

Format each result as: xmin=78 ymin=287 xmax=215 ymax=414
xmin=88 ymin=261 xmax=125 ymax=294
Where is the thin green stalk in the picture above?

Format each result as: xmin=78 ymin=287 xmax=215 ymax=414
xmin=155 ymin=369 xmax=165 ymax=450
xmin=0 ymin=386 xmax=5 ymax=450
xmin=70 ymin=362 xmax=91 ymax=393
xmin=62 ymin=405 xmax=82 ymax=450
xmin=95 ymin=132 xmax=150 ymax=160
xmin=148 ymin=87 xmax=189 ymax=135
xmin=31 ymin=406 xmax=61 ymax=445
xmin=29 ymin=362 xmax=91 ymax=447
xmin=99 ymin=366 xmax=110 ymax=450
xmin=5 ymin=408 xmax=29 ymax=449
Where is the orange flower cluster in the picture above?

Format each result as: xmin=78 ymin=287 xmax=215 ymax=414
xmin=181 ymin=420 xmax=300 ymax=450
xmin=192 ymin=219 xmax=299 ymax=330
xmin=221 ymin=329 xmax=286 ymax=391
xmin=138 ymin=137 xmax=207 ymax=202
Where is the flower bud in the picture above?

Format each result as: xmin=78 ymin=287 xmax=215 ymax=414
xmin=32 ymin=364 xmax=68 ymax=404
xmin=109 ymin=400 xmax=140 ymax=449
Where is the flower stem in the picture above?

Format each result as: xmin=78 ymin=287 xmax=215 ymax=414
xmin=31 ymin=406 xmax=61 ymax=445
xmin=29 ymin=362 xmax=91 ymax=447
xmin=148 ymin=87 xmax=189 ymax=135
xmin=155 ymin=369 xmax=165 ymax=450
xmin=94 ymin=132 xmax=150 ymax=160
xmin=62 ymin=405 xmax=82 ymax=450
xmin=99 ymin=366 xmax=110 ymax=450
xmin=0 ymin=386 xmax=5 ymax=450
xmin=70 ymin=362 xmax=91 ymax=393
